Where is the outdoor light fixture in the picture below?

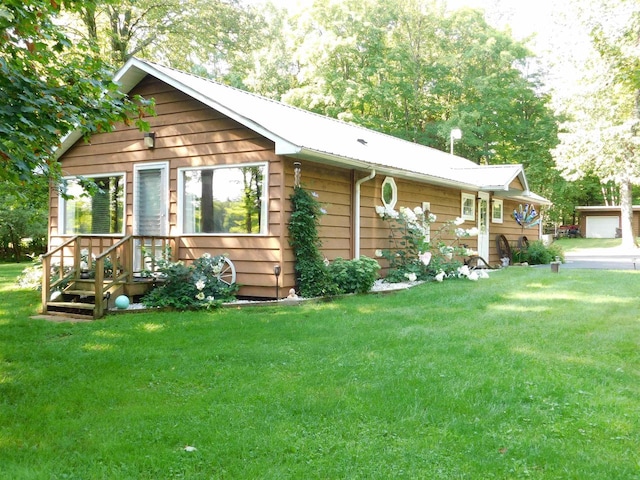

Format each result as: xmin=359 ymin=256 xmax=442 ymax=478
xmin=143 ymin=132 xmax=156 ymax=149
xmin=293 ymin=161 xmax=302 ymax=187
xmin=273 ymin=264 xmax=282 ymax=299
xmin=450 ymin=128 xmax=462 ymax=155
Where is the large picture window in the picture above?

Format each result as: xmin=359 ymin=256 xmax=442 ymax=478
xmin=180 ymin=164 xmax=267 ymax=235
xmin=60 ymin=174 xmax=125 ymax=235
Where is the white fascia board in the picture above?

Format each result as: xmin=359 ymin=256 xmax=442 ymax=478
xmin=575 ymin=205 xmax=640 ymax=211
xmin=494 ymin=190 xmax=552 ymax=206
xmin=275 ymin=141 xmax=302 ymax=155
xmin=291 ymin=148 xmax=481 ymax=191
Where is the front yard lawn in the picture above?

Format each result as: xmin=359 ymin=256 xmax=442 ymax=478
xmin=1 ymin=263 xmax=639 ymax=479
xmin=553 ymin=237 xmax=640 ymax=251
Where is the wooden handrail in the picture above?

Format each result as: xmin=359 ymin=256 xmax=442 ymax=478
xmin=43 ymin=234 xmax=177 ymax=318
xmin=41 ymin=235 xmax=78 ymax=259
xmin=42 ymin=236 xmax=79 ymax=312
xmin=93 ymin=235 xmax=133 ymax=318
xmin=95 ymin=235 xmax=132 ymax=261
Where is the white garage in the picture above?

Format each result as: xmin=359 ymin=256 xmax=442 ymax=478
xmin=585 ymin=215 xmax=619 ymax=238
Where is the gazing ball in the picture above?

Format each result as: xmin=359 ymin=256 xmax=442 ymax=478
xmin=115 ymin=295 xmax=130 ymax=309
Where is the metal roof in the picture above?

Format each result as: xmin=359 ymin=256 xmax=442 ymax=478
xmin=57 ymin=57 xmax=550 ymax=204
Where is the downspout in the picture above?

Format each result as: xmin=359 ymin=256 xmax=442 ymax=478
xmin=354 ymin=169 xmax=376 ymax=259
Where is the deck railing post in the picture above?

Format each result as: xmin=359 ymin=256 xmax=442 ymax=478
xmin=41 ymin=254 xmax=51 ymax=313
xmin=94 ymin=257 xmax=104 ymax=318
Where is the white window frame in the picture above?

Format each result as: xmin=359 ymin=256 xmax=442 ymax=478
xmin=491 ymin=198 xmax=504 ymax=224
xmin=381 ymin=176 xmax=397 ymax=209
xmin=58 ymin=172 xmax=127 ymax=236
xmin=461 ymin=192 xmax=476 ymax=221
xmin=133 ymin=162 xmax=170 ymax=236
xmin=177 ymin=162 xmax=269 ymax=236
xmin=422 ymin=201 xmax=431 ymax=242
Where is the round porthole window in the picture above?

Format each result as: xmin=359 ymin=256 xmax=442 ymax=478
xmin=381 ymin=177 xmax=397 ymax=209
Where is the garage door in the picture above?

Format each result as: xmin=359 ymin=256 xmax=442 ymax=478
xmin=586 ymin=216 xmax=619 ymax=238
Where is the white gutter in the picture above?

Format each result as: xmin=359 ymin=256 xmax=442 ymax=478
xmin=354 ymin=169 xmax=376 ymax=259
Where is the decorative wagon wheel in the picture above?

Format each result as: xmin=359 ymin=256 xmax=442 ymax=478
xmin=495 ymin=234 xmax=511 ymax=261
xmin=216 ymin=257 xmax=237 ymax=285
xmin=518 ymin=235 xmax=529 ymax=250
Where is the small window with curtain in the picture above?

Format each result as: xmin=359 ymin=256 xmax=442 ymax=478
xmin=492 ymin=198 xmax=503 ymax=223
xmin=180 ymin=163 xmax=267 ymax=235
xmin=60 ymin=174 xmax=125 ymax=235
xmin=461 ymin=192 xmax=476 ymax=221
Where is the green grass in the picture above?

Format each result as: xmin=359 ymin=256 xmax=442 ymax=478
xmin=553 ymin=237 xmax=639 ymax=251
xmin=1 ymin=262 xmax=640 ymax=479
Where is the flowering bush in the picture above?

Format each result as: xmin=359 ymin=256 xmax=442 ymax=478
xmin=376 ymin=205 xmax=481 ymax=282
xmin=142 ymin=253 xmax=238 ymax=310
xmin=289 ymin=186 xmax=381 ymax=297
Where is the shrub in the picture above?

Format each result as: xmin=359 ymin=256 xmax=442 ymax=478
xmin=328 ymin=256 xmax=380 ymax=294
xmin=289 ymin=186 xmax=381 ymax=297
xmin=16 ymin=256 xmax=43 ymax=290
xmin=521 ymin=240 xmax=565 ymax=265
xmin=142 ymin=254 xmax=238 ymax=310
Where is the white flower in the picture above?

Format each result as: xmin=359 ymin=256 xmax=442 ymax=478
xmin=454 ymin=227 xmax=466 ymax=237
xmin=428 ymin=213 xmax=437 ymax=223
xmin=184 ymin=446 xmax=197 ymax=452
xmin=478 ymin=270 xmax=490 ymax=279
xmin=467 ymin=271 xmax=479 ymax=281
xmin=375 ymin=249 xmax=383 ymax=258
xmin=413 ymin=206 xmax=424 ymax=216
xmin=466 ymin=227 xmax=479 ymax=236
xmin=419 ymin=251 xmax=431 ymax=266
xmin=457 ymin=265 xmax=471 ymax=278
xmin=375 ymin=205 xmax=386 ymax=217
xmin=400 ymin=206 xmax=417 ymax=222
xmin=206 ymin=296 xmax=215 ymax=302
xmin=385 ymin=207 xmax=399 ymax=219
xmin=195 ymin=279 xmax=206 ymax=291
xmin=202 ymin=253 xmax=211 ymax=259
xmin=454 ymin=217 xmax=465 ymax=226
xmin=435 ymin=271 xmax=446 ymax=282
xmin=212 ymin=264 xmax=222 ymax=275
xmin=320 ymin=207 xmax=327 ymax=215
xmin=311 ymin=191 xmax=319 ymax=198
xmin=196 ymin=292 xmax=205 ymax=301
xmin=323 ymin=257 xmax=330 ymax=266
xmin=404 ymin=272 xmax=417 ymax=282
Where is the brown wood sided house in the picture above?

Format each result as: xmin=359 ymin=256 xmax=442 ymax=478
xmin=42 ymin=57 xmax=549 ymax=318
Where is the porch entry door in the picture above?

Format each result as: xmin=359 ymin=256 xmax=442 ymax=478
xmin=133 ymin=163 xmax=169 ymax=272
xmin=477 ymin=192 xmax=490 ymax=260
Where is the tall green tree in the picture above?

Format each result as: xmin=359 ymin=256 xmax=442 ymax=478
xmin=265 ymin=0 xmax=558 ymax=197
xmin=70 ymin=0 xmax=264 ymax=81
xmin=553 ymin=0 xmax=640 ymax=247
xmin=0 ymin=0 xmax=152 ymax=189
xmin=0 ymin=175 xmax=49 ymax=261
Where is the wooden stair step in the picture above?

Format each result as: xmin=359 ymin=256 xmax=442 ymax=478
xmin=47 ymin=301 xmax=95 ymax=311
xmin=64 ymin=290 xmax=97 ymax=296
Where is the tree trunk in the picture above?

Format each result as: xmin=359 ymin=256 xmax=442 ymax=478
xmin=618 ymin=179 xmax=637 ymax=249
